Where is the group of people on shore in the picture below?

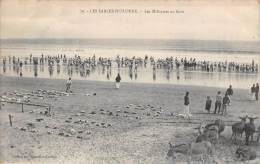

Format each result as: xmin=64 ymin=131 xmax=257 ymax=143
xmin=181 ymin=83 xmax=259 ymax=119
xmin=205 ymin=85 xmax=233 ymax=116
xmin=179 ymin=85 xmax=234 ymax=119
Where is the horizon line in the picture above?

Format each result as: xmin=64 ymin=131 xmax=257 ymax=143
xmin=1 ymin=38 xmax=260 ymax=42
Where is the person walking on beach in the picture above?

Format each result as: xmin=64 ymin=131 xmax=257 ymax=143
xmin=183 ymin=92 xmax=192 ymax=119
xmin=256 ymin=83 xmax=259 ymax=101
xmin=66 ymin=77 xmax=72 ymax=93
xmin=251 ymin=84 xmax=256 ymax=101
xmin=222 ymin=93 xmax=230 ymax=115
xmin=214 ymin=91 xmax=222 ymax=114
xmin=205 ymin=96 xmax=212 ymax=113
xmin=115 ymin=73 xmax=121 ymax=89
xmin=226 ymin=85 xmax=233 ymax=105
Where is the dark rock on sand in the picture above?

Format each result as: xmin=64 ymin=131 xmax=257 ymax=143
xmin=36 ymin=118 xmax=44 ymax=122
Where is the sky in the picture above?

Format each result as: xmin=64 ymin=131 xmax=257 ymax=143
xmin=0 ymin=0 xmax=259 ymax=41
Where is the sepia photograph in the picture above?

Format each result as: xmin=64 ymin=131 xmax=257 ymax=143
xmin=0 ymin=0 xmax=260 ymax=163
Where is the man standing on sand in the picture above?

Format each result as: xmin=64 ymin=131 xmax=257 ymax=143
xmin=226 ymin=85 xmax=233 ymax=105
xmin=183 ymin=92 xmax=192 ymax=119
xmin=251 ymin=84 xmax=256 ymax=101
xmin=255 ymin=83 xmax=259 ymax=101
xmin=205 ymin=96 xmax=212 ymax=113
xmin=115 ymin=73 xmax=121 ymax=89
xmin=214 ymin=91 xmax=222 ymax=114
xmin=66 ymin=77 xmax=72 ymax=93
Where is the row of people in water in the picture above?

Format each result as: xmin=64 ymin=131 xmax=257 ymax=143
xmin=2 ymin=54 xmax=259 ymax=74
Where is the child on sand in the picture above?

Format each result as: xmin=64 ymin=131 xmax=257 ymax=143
xmin=66 ymin=77 xmax=72 ymax=93
xmin=222 ymin=93 xmax=230 ymax=115
xmin=205 ymin=96 xmax=212 ymax=113
xmin=115 ymin=73 xmax=121 ymax=89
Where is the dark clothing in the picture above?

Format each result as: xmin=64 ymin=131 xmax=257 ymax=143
xmin=226 ymin=88 xmax=233 ymax=96
xmin=214 ymin=101 xmax=221 ymax=114
xmin=251 ymin=86 xmax=256 ymax=93
xmin=184 ymin=96 xmax=189 ymax=105
xmin=223 ymin=96 xmax=230 ymax=105
xmin=255 ymin=85 xmax=259 ymax=100
xmin=221 ymin=95 xmax=230 ymax=115
xmin=115 ymin=75 xmax=121 ymax=82
xmin=256 ymin=85 xmax=259 ymax=93
xmin=205 ymin=99 xmax=212 ymax=112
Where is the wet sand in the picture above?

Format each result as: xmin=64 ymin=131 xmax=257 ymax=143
xmin=0 ymin=75 xmax=259 ymax=163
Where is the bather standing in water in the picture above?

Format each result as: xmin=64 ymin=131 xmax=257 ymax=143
xmin=66 ymin=77 xmax=72 ymax=93
xmin=115 ymin=73 xmax=121 ymax=89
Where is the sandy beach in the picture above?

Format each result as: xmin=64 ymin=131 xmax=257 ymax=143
xmin=0 ymin=75 xmax=259 ymax=163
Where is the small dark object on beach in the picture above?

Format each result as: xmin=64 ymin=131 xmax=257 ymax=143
xmin=10 ymin=145 xmax=15 ymax=148
xmin=58 ymin=132 xmax=64 ymax=136
xmin=93 ymin=93 xmax=96 ymax=96
xmin=90 ymin=111 xmax=96 ymax=114
xmin=26 ymin=123 xmax=35 ymax=128
xmin=36 ymin=118 xmax=44 ymax=122
xmin=77 ymin=136 xmax=83 ymax=139
xmin=44 ymin=111 xmax=49 ymax=115
xmin=101 ymin=123 xmax=105 ymax=125
xmin=100 ymin=109 xmax=104 ymax=111
xmin=65 ymin=120 xmax=71 ymax=123
xmin=108 ymin=112 xmax=113 ymax=116
xmin=20 ymin=127 xmax=26 ymax=131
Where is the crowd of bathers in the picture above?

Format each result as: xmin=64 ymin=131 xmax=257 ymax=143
xmin=1 ymin=54 xmax=259 ymax=78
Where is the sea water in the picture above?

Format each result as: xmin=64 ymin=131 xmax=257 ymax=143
xmin=0 ymin=39 xmax=259 ymax=89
